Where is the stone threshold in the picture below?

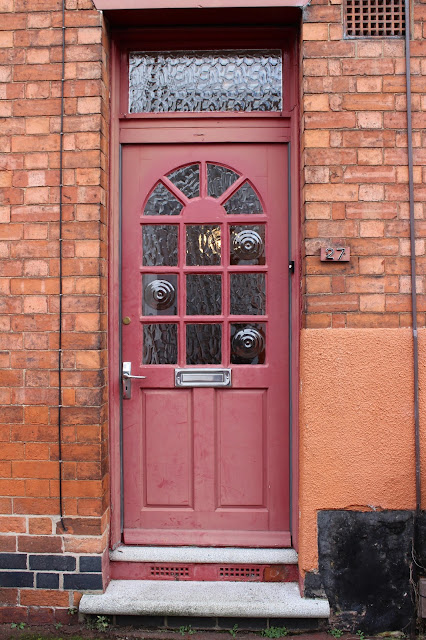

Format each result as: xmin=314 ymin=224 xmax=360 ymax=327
xmin=110 ymin=546 xmax=298 ymax=565
xmin=79 ymin=580 xmax=330 ymax=619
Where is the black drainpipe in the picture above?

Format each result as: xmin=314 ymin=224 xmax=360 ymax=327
xmin=58 ymin=0 xmax=66 ymax=532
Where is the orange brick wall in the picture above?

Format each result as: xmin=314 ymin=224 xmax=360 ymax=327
xmin=0 ymin=0 xmax=109 ymax=622
xmin=301 ymin=0 xmax=426 ymax=328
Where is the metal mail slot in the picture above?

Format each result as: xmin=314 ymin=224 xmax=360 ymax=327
xmin=175 ymin=368 xmax=232 ymax=388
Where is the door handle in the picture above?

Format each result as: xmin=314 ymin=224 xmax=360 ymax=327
xmin=122 ymin=362 xmax=146 ymax=399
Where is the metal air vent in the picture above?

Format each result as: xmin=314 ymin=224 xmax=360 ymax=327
xmin=345 ymin=0 xmax=405 ymax=37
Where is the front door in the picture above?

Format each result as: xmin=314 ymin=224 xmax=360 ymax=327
xmin=121 ymin=143 xmax=290 ymax=546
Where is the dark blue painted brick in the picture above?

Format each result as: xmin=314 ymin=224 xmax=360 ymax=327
xmin=63 ymin=573 xmax=103 ymax=591
xmin=36 ymin=572 xmax=60 ymax=589
xmin=0 ymin=553 xmax=27 ymax=569
xmin=29 ymin=555 xmax=76 ymax=572
xmin=0 ymin=571 xmax=34 ymax=587
xmin=79 ymin=556 xmax=102 ymax=573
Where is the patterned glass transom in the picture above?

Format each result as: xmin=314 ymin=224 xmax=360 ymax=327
xmin=141 ymin=162 xmax=267 ymax=366
xmin=129 ymin=50 xmax=282 ymax=113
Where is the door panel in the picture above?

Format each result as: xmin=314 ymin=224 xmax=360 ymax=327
xmin=122 ymin=144 xmax=290 ymax=547
xmin=144 ymin=390 xmax=193 ymax=508
xmin=218 ymin=390 xmax=265 ymax=508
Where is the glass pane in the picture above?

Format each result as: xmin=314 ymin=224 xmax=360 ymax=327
xmin=186 ymin=274 xmax=221 ymax=315
xmin=167 ymin=164 xmax=200 ymax=199
xmin=186 ymin=324 xmax=222 ymax=365
xmin=143 ymin=274 xmax=178 ymax=316
xmin=186 ymin=225 xmax=221 ymax=266
xmin=129 ymin=50 xmax=282 ymax=113
xmin=230 ymin=225 xmax=265 ymax=265
xmin=231 ymin=323 xmax=265 ymax=364
xmin=143 ymin=323 xmax=178 ymax=364
xmin=224 ymin=182 xmax=263 ymax=215
xmin=144 ymin=182 xmax=183 ymax=216
xmin=230 ymin=273 xmax=266 ymax=315
xmin=143 ymin=225 xmax=178 ymax=266
xmin=207 ymin=164 xmax=239 ymax=198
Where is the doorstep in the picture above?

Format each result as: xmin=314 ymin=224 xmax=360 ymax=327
xmin=79 ymin=580 xmax=330 ymax=618
xmin=110 ymin=546 xmax=299 ymax=564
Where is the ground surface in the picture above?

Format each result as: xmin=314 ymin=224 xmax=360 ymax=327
xmin=0 ymin=626 xmax=411 ymax=640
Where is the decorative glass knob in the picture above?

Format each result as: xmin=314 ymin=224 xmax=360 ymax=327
xmin=144 ymin=279 xmax=176 ymax=310
xmin=232 ymin=327 xmax=265 ymax=359
xmin=232 ymin=229 xmax=263 ymax=261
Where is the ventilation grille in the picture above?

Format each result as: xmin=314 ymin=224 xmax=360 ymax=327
xmin=219 ymin=566 xmax=261 ymax=580
xmin=345 ymin=0 xmax=405 ymax=37
xmin=150 ymin=565 xmax=190 ymax=578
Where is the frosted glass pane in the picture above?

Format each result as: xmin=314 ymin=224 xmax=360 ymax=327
xmin=207 ymin=164 xmax=239 ymax=198
xmin=230 ymin=273 xmax=266 ymax=315
xmin=186 ymin=225 xmax=221 ymax=266
xmin=167 ymin=164 xmax=200 ymax=199
xmin=186 ymin=274 xmax=222 ymax=316
xmin=144 ymin=183 xmax=183 ymax=216
xmin=224 ymin=182 xmax=263 ymax=215
xmin=143 ymin=225 xmax=178 ymax=266
xmin=186 ymin=324 xmax=222 ymax=365
xmin=143 ymin=324 xmax=178 ymax=365
xmin=129 ymin=50 xmax=282 ymax=113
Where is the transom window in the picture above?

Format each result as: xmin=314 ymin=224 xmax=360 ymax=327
xmin=128 ymin=50 xmax=283 ymax=113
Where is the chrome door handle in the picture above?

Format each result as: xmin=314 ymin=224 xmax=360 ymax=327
xmin=122 ymin=362 xmax=146 ymax=399
xmin=122 ymin=373 xmax=146 ymax=379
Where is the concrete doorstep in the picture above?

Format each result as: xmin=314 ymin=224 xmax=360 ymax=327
xmin=110 ymin=546 xmax=299 ymax=564
xmin=79 ymin=580 xmax=331 ymax=619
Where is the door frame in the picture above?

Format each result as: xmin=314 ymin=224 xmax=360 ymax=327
xmin=108 ymin=23 xmax=301 ymax=551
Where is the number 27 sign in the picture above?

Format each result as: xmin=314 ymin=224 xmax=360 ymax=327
xmin=320 ymin=246 xmax=350 ymax=262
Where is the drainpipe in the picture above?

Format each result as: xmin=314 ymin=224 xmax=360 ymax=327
xmin=405 ymin=0 xmax=421 ymax=588
xmin=58 ymin=0 xmax=66 ymax=532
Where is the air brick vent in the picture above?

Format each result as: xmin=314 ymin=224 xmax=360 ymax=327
xmin=219 ymin=566 xmax=261 ymax=580
xmin=345 ymin=0 xmax=405 ymax=37
xmin=150 ymin=565 xmax=190 ymax=578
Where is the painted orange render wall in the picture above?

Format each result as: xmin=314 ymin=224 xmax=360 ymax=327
xmin=298 ymin=328 xmax=426 ymax=574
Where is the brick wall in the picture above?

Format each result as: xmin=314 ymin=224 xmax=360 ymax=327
xmin=0 ymin=0 xmax=109 ymax=622
xmin=301 ymin=0 xmax=426 ymax=328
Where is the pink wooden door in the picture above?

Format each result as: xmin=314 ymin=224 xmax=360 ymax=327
xmin=121 ymin=143 xmax=290 ymax=547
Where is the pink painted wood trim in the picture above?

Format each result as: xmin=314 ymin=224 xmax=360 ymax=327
xmin=289 ymin=39 xmax=300 ymax=552
xmin=120 ymin=129 xmax=291 ymax=144
xmin=123 ymin=529 xmax=292 ymax=547
xmin=121 ymin=112 xmax=294 ymax=120
xmin=109 ymin=27 xmax=300 ymax=551
xmin=108 ymin=39 xmax=123 ymax=550
xmin=95 ymin=0 xmax=309 ymax=9
xmin=114 ymin=26 xmax=297 ymax=50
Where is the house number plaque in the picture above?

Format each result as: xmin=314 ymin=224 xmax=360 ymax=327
xmin=320 ymin=247 xmax=350 ymax=262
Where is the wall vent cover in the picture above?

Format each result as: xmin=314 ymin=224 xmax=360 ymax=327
xmin=150 ymin=565 xmax=190 ymax=578
xmin=219 ymin=566 xmax=261 ymax=580
xmin=345 ymin=0 xmax=405 ymax=37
